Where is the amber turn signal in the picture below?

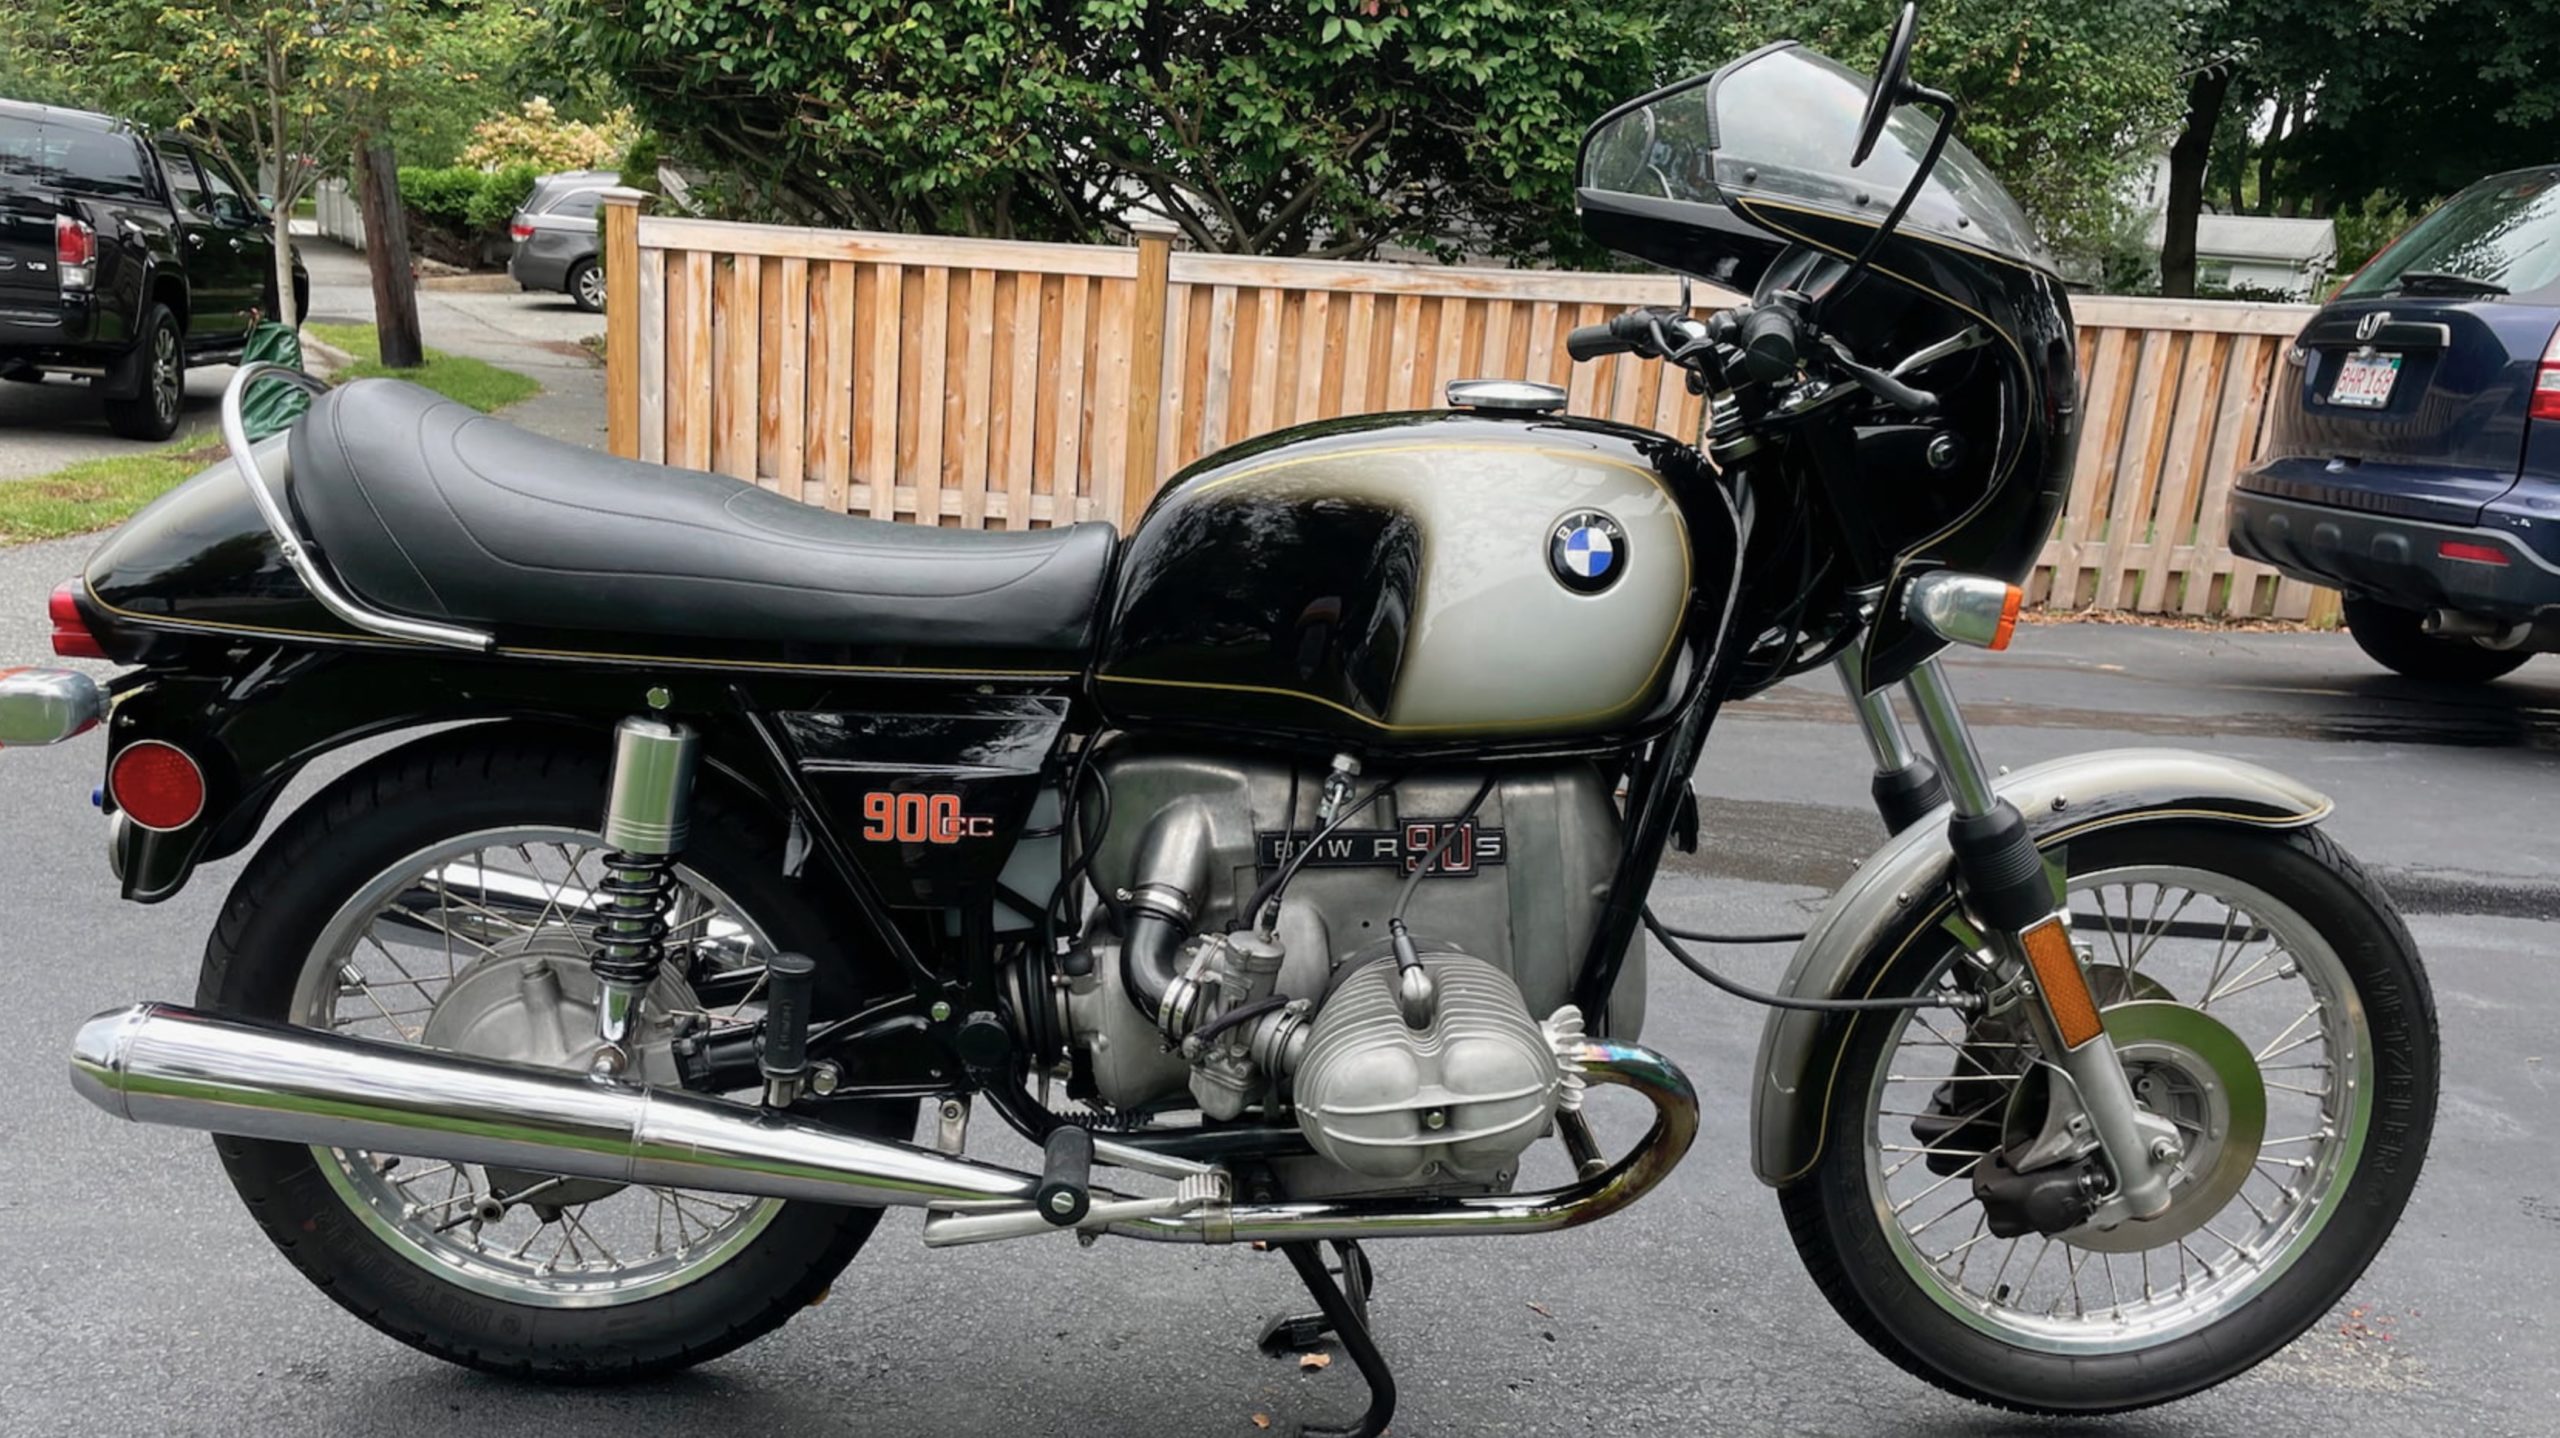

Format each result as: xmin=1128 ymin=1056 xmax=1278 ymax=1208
xmin=2020 ymin=916 xmax=2104 ymax=1049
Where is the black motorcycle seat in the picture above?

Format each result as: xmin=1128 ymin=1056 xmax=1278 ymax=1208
xmin=287 ymin=379 xmax=1117 ymax=656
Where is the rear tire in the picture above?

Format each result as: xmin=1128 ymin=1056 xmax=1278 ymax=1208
xmin=1778 ymin=822 xmax=2437 ymax=1414
xmin=569 ymin=259 xmax=604 ymax=313
xmin=102 ymin=304 xmax=184 ymax=441
xmin=2342 ymin=593 xmax=2530 ymax=683
xmin=198 ymin=729 xmax=914 ymax=1381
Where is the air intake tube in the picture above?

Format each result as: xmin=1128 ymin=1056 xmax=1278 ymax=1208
xmin=1118 ymin=799 xmax=1215 ymax=1031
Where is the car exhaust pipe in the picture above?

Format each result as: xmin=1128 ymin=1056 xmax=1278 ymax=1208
xmin=70 ymin=1003 xmax=1042 ymax=1210
xmin=69 ymin=1002 xmax=1699 ymax=1247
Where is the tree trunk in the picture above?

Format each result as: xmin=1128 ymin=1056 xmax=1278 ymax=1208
xmin=356 ymin=137 xmax=424 ymax=370
xmin=270 ymin=206 xmax=299 ymax=329
xmin=2161 ymin=64 xmax=2236 ymax=299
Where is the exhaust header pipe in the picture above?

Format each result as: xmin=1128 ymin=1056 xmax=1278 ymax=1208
xmin=70 ymin=1002 xmax=1698 ymax=1246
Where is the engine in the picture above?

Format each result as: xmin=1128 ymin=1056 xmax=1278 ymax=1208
xmin=1007 ymin=748 xmax=1641 ymax=1197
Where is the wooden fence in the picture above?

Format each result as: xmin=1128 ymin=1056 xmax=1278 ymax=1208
xmin=601 ymin=196 xmax=2330 ymax=620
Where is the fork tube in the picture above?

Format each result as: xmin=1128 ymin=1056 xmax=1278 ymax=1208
xmin=1838 ymin=645 xmax=1946 ymax=834
xmin=1900 ymin=658 xmax=2176 ymax=1222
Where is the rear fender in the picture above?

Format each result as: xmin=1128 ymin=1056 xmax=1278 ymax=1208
xmin=1748 ymin=747 xmax=2331 ymax=1187
xmin=103 ymin=649 xmax=756 ymax=902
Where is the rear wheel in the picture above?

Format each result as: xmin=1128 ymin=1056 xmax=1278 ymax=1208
xmin=199 ymin=730 xmax=914 ymax=1380
xmin=103 ymin=304 xmax=184 ymax=440
xmin=2341 ymin=592 xmax=2531 ymax=683
xmin=569 ymin=259 xmax=604 ymax=313
xmin=1780 ymin=823 xmax=2437 ymax=1414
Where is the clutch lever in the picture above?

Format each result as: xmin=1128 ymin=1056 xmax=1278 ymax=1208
xmin=1813 ymin=332 xmax=1939 ymax=418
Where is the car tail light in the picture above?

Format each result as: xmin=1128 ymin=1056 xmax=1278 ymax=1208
xmin=2534 ymin=324 xmax=2560 ymax=422
xmin=49 ymin=580 xmax=106 ymax=660
xmin=2439 ymin=539 xmax=2511 ymax=566
xmin=55 ymin=215 xmax=95 ymax=291
xmin=110 ymin=740 xmax=207 ymax=831
xmin=511 ymin=222 xmax=535 ymax=242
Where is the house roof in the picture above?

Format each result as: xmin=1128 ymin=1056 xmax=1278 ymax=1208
xmin=2147 ymin=212 xmax=2339 ymax=266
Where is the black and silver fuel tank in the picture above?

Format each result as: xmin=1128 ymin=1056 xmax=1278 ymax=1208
xmin=1095 ymin=404 xmax=1717 ymax=751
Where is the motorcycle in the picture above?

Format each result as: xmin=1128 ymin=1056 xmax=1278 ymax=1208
xmin=8 ymin=10 xmax=2435 ymax=1430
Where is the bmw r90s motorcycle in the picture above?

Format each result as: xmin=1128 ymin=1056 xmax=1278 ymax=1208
xmin=10 ymin=12 xmax=2435 ymax=1431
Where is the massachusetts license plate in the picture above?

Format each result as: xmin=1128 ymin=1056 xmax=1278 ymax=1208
xmin=2330 ymin=351 xmax=2402 ymax=408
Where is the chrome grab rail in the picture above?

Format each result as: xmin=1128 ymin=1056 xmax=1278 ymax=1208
xmin=219 ymin=362 xmax=495 ymax=652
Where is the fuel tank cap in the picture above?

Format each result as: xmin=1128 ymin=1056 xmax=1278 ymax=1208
xmin=1446 ymin=378 xmax=1568 ymax=414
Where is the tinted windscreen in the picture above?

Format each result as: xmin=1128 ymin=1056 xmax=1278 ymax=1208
xmin=0 ymin=118 xmax=152 ymax=199
xmin=2339 ymin=169 xmax=2560 ymax=297
xmin=1580 ymin=46 xmax=2048 ymax=270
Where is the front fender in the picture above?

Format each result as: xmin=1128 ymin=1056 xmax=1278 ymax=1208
xmin=1747 ymin=747 xmax=2330 ymax=1187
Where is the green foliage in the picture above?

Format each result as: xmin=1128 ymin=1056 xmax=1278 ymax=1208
xmin=464 ymin=164 xmax=543 ymax=231
xmin=398 ymin=167 xmax=491 ymax=232
xmin=563 ymin=0 xmax=1668 ymax=261
xmin=618 ymin=132 xmax=664 ymax=196
xmin=457 ymin=96 xmax=636 ymax=171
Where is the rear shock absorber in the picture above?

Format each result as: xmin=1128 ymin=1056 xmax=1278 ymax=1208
xmin=590 ymin=716 xmax=698 ymax=1075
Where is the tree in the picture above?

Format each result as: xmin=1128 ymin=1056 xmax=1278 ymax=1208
xmin=2151 ymin=0 xmax=2435 ymax=296
xmin=567 ymin=0 xmax=1667 ymax=261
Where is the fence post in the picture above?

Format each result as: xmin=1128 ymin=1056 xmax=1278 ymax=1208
xmin=1122 ymin=222 xmax=1180 ymax=528
xmin=601 ymin=189 xmax=651 ymax=459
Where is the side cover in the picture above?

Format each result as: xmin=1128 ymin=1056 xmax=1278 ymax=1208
xmin=1749 ymin=748 xmax=2331 ymax=1187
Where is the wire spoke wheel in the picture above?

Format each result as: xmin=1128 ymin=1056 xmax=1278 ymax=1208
xmin=1863 ymin=863 xmax=2371 ymax=1353
xmin=287 ymin=826 xmax=785 ymax=1306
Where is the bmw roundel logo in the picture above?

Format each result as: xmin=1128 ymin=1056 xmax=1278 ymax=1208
xmin=1548 ymin=511 xmax=1627 ymax=594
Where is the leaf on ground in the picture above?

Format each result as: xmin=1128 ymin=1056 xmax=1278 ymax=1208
xmin=1299 ymin=1351 xmax=1332 ymax=1371
xmin=1525 ymin=1301 xmax=1553 ymax=1318
xmin=1252 ymin=1415 xmax=1272 ymax=1429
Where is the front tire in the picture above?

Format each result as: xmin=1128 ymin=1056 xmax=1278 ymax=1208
xmin=2342 ymin=592 xmax=2530 ymax=683
xmin=198 ymin=729 xmax=913 ymax=1381
xmin=1780 ymin=822 xmax=2437 ymax=1414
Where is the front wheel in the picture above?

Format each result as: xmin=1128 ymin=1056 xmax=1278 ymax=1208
xmin=198 ymin=729 xmax=914 ymax=1380
xmin=1781 ymin=822 xmax=2437 ymax=1414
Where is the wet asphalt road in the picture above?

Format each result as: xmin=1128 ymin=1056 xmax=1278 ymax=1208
xmin=0 ymin=537 xmax=2552 ymax=1437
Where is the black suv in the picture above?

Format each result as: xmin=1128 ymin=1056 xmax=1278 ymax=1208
xmin=1 ymin=98 xmax=309 ymax=439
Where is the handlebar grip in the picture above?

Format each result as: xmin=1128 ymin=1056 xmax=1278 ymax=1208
xmin=1735 ymin=305 xmax=1800 ymax=386
xmin=1566 ymin=322 xmax=1636 ymax=361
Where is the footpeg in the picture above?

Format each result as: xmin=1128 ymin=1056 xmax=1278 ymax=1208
xmin=1036 ymin=1125 xmax=1095 ymax=1226
xmin=758 ymin=952 xmax=816 ymax=1108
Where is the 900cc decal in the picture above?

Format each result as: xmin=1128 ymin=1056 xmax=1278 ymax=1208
xmin=1254 ymin=822 xmax=1506 ymax=877
xmin=861 ymin=791 xmax=996 ymax=844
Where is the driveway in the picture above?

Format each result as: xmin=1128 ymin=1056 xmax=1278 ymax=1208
xmin=0 ymin=539 xmax=2550 ymax=1438
xmin=0 ymin=232 xmax=595 ymax=481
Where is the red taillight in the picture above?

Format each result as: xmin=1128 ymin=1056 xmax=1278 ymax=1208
xmin=54 ymin=214 xmax=94 ymax=266
xmin=109 ymin=740 xmax=206 ymax=831
xmin=54 ymin=215 xmax=95 ymax=292
xmin=2439 ymin=539 xmax=2511 ymax=566
xmin=49 ymin=580 xmax=105 ymax=660
xmin=511 ymin=222 xmax=535 ymax=242
xmin=2534 ymin=325 xmax=2560 ymax=422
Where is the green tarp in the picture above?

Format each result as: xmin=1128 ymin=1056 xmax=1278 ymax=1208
xmin=237 ymin=322 xmax=311 ymax=442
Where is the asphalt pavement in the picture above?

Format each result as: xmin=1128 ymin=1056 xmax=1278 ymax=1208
xmin=0 ymin=233 xmax=599 ymax=480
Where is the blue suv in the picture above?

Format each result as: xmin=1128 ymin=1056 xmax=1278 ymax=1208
xmin=2229 ymin=165 xmax=2560 ymax=682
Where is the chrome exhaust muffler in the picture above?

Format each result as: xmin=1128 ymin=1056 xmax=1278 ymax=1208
xmin=70 ymin=1003 xmax=1698 ymax=1245
xmin=71 ymin=1003 xmax=1040 ymax=1210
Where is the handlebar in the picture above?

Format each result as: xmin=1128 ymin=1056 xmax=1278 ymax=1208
xmin=1565 ymin=309 xmax=1663 ymax=361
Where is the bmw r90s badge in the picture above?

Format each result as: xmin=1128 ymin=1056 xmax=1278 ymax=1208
xmin=1548 ymin=510 xmax=1626 ymax=594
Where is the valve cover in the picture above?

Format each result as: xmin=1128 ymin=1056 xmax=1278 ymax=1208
xmin=1292 ymin=949 xmax=1572 ymax=1184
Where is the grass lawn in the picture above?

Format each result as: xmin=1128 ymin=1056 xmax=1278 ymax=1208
xmin=0 ymin=324 xmax=538 ymax=545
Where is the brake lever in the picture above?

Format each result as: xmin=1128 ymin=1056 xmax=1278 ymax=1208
xmin=1814 ymin=333 xmax=1939 ymax=418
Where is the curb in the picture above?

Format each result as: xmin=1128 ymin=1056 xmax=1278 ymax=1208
xmin=301 ymin=334 xmax=357 ymax=380
xmin=418 ymin=273 xmax=520 ymax=294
